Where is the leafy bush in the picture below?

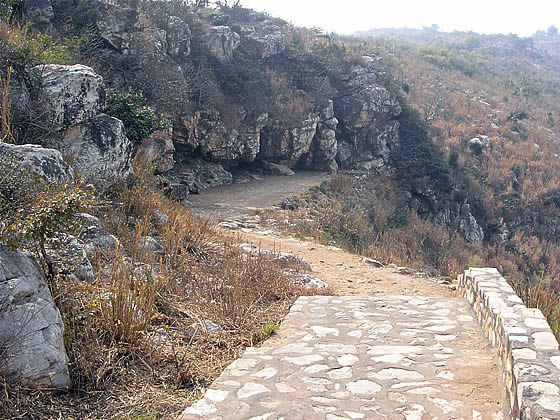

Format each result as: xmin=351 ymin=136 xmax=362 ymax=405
xmin=0 ymin=21 xmax=76 ymax=71
xmin=105 ymin=89 xmax=169 ymax=145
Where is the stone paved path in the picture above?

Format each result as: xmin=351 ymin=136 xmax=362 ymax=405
xmin=179 ymin=295 xmax=504 ymax=420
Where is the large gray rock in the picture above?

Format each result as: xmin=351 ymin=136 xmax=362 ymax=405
xmin=0 ymin=143 xmax=74 ymax=183
xmin=173 ymin=109 xmax=267 ymax=164
xmin=261 ymin=161 xmax=295 ymax=176
xmin=57 ymin=114 xmax=133 ymax=187
xmin=0 ymin=245 xmax=70 ymax=389
xmin=240 ymin=20 xmax=286 ymax=59
xmin=304 ymin=100 xmax=339 ymax=171
xmin=140 ymin=130 xmax=175 ymax=174
xmin=334 ymin=56 xmax=401 ymax=170
xmin=260 ymin=113 xmax=320 ymax=166
xmin=167 ymin=16 xmax=191 ymax=59
xmin=205 ymin=26 xmax=240 ymax=59
xmin=75 ymin=213 xmax=119 ymax=257
xmin=163 ymin=158 xmax=233 ymax=199
xmin=35 ymin=64 xmax=105 ymax=130
xmin=458 ymin=204 xmax=484 ymax=244
xmin=97 ymin=2 xmax=137 ymax=53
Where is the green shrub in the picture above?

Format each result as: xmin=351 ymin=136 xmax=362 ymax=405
xmin=0 ymin=22 xmax=76 ymax=70
xmin=390 ymin=99 xmax=452 ymax=194
xmin=105 ymin=89 xmax=169 ymax=145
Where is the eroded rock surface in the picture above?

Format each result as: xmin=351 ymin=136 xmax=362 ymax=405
xmin=57 ymin=114 xmax=133 ymax=186
xmin=0 ymin=246 xmax=70 ymax=389
xmin=0 ymin=143 xmax=74 ymax=183
xmin=36 ymin=64 xmax=105 ymax=130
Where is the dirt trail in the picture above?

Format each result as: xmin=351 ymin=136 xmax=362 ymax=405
xmin=184 ymin=172 xmax=505 ymax=419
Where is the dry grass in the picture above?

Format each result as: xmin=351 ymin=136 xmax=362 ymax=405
xmin=0 ymin=157 xmax=301 ymax=419
xmin=0 ymin=66 xmax=13 ymax=143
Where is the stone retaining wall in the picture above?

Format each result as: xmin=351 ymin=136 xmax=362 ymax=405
xmin=458 ymin=268 xmax=560 ymax=419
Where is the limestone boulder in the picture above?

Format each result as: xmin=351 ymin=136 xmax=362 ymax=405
xmin=163 ymin=158 xmax=233 ymax=199
xmin=334 ymin=56 xmax=401 ymax=170
xmin=57 ymin=114 xmax=133 ymax=187
xmin=0 ymin=245 xmax=70 ymax=389
xmin=140 ymin=130 xmax=175 ymax=174
xmin=205 ymin=26 xmax=240 ymax=59
xmin=240 ymin=20 xmax=286 ymax=59
xmin=173 ymin=109 xmax=267 ymax=164
xmin=35 ymin=64 xmax=105 ymax=130
xmin=96 ymin=2 xmax=137 ymax=52
xmin=304 ymin=100 xmax=339 ymax=171
xmin=260 ymin=113 xmax=320 ymax=166
xmin=167 ymin=16 xmax=191 ymax=59
xmin=0 ymin=143 xmax=74 ymax=183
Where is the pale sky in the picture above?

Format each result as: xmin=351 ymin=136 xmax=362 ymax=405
xmin=237 ymin=0 xmax=559 ymax=37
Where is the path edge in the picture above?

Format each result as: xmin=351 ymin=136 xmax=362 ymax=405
xmin=458 ymin=268 xmax=560 ymax=419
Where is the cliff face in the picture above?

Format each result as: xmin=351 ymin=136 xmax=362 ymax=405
xmin=26 ymin=0 xmax=401 ymax=195
xmin=9 ymin=0 xmax=484 ymax=243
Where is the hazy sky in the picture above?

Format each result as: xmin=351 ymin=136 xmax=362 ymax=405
xmin=238 ymin=0 xmax=559 ymax=37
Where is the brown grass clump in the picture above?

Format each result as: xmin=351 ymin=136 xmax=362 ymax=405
xmin=0 ymin=157 xmax=300 ymax=419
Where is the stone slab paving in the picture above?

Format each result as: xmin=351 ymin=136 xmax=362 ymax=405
xmin=179 ymin=295 xmax=504 ymax=420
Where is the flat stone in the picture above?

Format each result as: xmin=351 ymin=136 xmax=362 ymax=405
xmin=367 ymin=346 xmax=423 ymax=355
xmin=370 ymin=368 xmax=424 ymax=381
xmin=370 ymin=354 xmax=405 ymax=363
xmin=338 ymin=354 xmax=360 ymax=366
xmin=346 ymin=379 xmax=382 ymax=394
xmin=406 ymin=386 xmax=440 ymax=395
xmin=237 ymin=383 xmax=270 ymax=398
xmin=181 ymin=399 xmax=217 ymax=416
xmin=532 ymin=332 xmax=559 ymax=350
xmin=303 ymin=364 xmax=330 ymax=374
xmin=327 ymin=366 xmax=353 ymax=379
xmin=525 ymin=318 xmax=550 ymax=329
xmin=205 ymin=389 xmax=229 ymax=403
xmin=281 ymin=355 xmax=323 ymax=365
xmin=512 ymin=348 xmax=537 ymax=360
xmin=368 ymin=323 xmax=394 ymax=334
xmin=251 ymin=367 xmax=278 ymax=380
xmin=274 ymin=383 xmax=296 ymax=393
xmin=311 ymin=326 xmax=340 ymax=337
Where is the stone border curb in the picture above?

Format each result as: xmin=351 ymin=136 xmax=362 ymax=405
xmin=458 ymin=268 xmax=560 ymax=419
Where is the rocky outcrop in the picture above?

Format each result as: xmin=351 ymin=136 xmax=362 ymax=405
xmin=303 ymin=100 xmax=339 ymax=171
xmin=260 ymin=113 xmax=320 ymax=166
xmin=458 ymin=204 xmax=484 ymax=244
xmin=57 ymin=114 xmax=133 ymax=186
xmin=431 ymin=201 xmax=485 ymax=244
xmin=97 ymin=1 xmax=137 ymax=52
xmin=167 ymin=16 xmax=192 ymax=59
xmin=141 ymin=130 xmax=176 ymax=174
xmin=0 ymin=143 xmax=74 ymax=183
xmin=205 ymin=26 xmax=240 ymax=59
xmin=334 ymin=56 xmax=401 ymax=170
xmin=173 ymin=109 xmax=268 ymax=164
xmin=163 ymin=158 xmax=233 ymax=199
xmin=35 ymin=64 xmax=105 ymax=130
xmin=240 ymin=20 xmax=286 ymax=59
xmin=0 ymin=245 xmax=70 ymax=389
